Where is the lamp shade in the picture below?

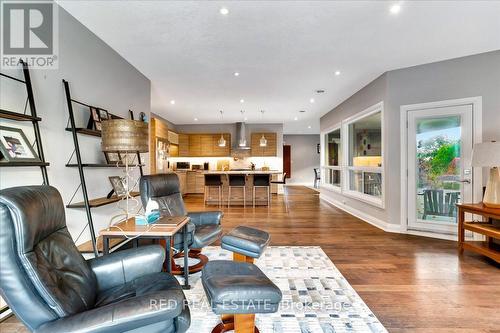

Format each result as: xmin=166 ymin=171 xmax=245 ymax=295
xmin=101 ymin=119 xmax=149 ymax=153
xmin=471 ymin=142 xmax=500 ymax=167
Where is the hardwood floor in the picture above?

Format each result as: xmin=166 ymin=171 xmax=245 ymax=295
xmin=1 ymin=186 xmax=498 ymax=332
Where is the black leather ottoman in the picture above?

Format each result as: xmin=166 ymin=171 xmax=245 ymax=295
xmin=202 ymin=260 xmax=282 ymax=333
xmin=221 ymin=226 xmax=271 ymax=263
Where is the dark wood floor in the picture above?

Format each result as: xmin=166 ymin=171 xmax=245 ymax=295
xmin=2 ymin=186 xmax=499 ymax=332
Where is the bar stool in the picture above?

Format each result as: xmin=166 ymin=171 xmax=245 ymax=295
xmin=253 ymin=174 xmax=271 ymax=207
xmin=228 ymin=174 xmax=246 ymax=207
xmin=204 ymin=174 xmax=223 ymax=206
xmin=271 ymin=172 xmax=288 ymax=212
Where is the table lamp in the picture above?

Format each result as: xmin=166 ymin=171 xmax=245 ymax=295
xmin=101 ymin=119 xmax=149 ymax=222
xmin=471 ymin=141 xmax=500 ymax=208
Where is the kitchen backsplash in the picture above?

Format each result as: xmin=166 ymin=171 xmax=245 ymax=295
xmin=168 ymin=156 xmax=282 ymax=171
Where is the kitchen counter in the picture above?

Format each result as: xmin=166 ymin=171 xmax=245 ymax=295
xmin=174 ymin=169 xmax=282 ymax=175
xmin=204 ymin=170 xmax=282 ymax=175
xmin=171 ymin=169 xmax=283 ymax=206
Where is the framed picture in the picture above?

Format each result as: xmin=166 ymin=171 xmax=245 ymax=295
xmin=98 ymin=109 xmax=109 ymax=121
xmin=0 ymin=126 xmax=41 ymax=162
xmin=87 ymin=107 xmax=100 ymax=130
xmin=91 ymin=107 xmax=100 ymax=122
xmin=108 ymin=176 xmax=127 ymax=197
xmin=84 ymin=107 xmax=102 ymax=131
xmin=104 ymin=151 xmax=121 ymax=164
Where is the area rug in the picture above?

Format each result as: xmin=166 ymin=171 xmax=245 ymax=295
xmin=176 ymin=246 xmax=387 ymax=333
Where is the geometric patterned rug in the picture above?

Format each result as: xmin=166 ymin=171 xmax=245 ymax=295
xmin=176 ymin=246 xmax=387 ymax=333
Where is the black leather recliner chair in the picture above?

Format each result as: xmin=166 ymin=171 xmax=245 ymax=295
xmin=140 ymin=173 xmax=223 ymax=273
xmin=0 ymin=186 xmax=190 ymax=333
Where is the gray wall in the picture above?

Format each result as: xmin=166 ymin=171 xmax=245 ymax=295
xmin=0 ymin=6 xmax=151 ymax=245
xmin=320 ymin=50 xmax=500 ymax=227
xmin=283 ymin=135 xmax=320 ymax=185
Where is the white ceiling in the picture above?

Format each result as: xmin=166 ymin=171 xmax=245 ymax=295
xmin=58 ymin=1 xmax=500 ymax=134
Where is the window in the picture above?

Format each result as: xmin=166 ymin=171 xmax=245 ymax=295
xmin=322 ymin=127 xmax=341 ymax=188
xmin=321 ymin=102 xmax=384 ymax=207
xmin=343 ymin=103 xmax=384 ymax=206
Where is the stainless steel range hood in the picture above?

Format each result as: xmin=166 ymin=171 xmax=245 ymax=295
xmin=234 ymin=122 xmax=251 ymax=150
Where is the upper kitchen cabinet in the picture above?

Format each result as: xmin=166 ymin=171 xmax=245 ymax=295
xmin=178 ymin=134 xmax=190 ymax=156
xmin=168 ymin=130 xmax=179 ymax=157
xmin=189 ymin=134 xmax=201 ymax=156
xmin=251 ymin=132 xmax=277 ymax=156
xmin=178 ymin=133 xmax=231 ymax=157
xmin=168 ymin=130 xmax=179 ymax=145
xmin=200 ymin=134 xmax=214 ymax=156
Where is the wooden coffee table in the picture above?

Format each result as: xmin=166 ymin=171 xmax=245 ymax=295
xmin=100 ymin=215 xmax=191 ymax=288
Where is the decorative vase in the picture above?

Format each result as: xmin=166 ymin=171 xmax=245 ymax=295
xmin=483 ymin=167 xmax=500 ymax=208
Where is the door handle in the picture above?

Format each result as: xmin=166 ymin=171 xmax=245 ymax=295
xmin=457 ymin=179 xmax=471 ymax=184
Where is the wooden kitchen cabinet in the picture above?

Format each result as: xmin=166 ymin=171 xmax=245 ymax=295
xmin=188 ymin=135 xmax=201 ymax=156
xmin=186 ymin=171 xmax=205 ymax=194
xmin=169 ymin=144 xmax=179 ymax=157
xmin=186 ymin=171 xmax=196 ymax=193
xmin=195 ymin=172 xmax=205 ymax=193
xmin=168 ymin=130 xmax=179 ymax=145
xmin=251 ymin=132 xmax=277 ymax=156
xmin=178 ymin=134 xmax=190 ymax=157
xmin=177 ymin=133 xmax=231 ymax=157
xmin=200 ymin=135 xmax=214 ymax=156
xmin=177 ymin=171 xmax=187 ymax=195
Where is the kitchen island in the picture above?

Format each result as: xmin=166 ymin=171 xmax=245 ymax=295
xmin=204 ymin=170 xmax=283 ymax=206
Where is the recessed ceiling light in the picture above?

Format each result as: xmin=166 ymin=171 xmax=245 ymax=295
xmin=308 ymin=125 xmax=312 ymax=129
xmin=310 ymin=98 xmax=315 ymax=103
xmin=390 ymin=4 xmax=401 ymax=14
xmin=170 ymin=100 xmax=175 ymax=105
xmin=335 ymin=70 xmax=341 ymax=76
xmin=194 ymin=118 xmax=198 ymax=121
xmin=294 ymin=117 xmax=298 ymax=121
xmin=220 ymin=7 xmax=229 ymax=15
xmin=234 ymin=72 xmax=240 ymax=76
xmin=240 ymin=99 xmax=244 ymax=103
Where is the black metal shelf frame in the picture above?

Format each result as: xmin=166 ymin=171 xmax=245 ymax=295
xmin=63 ymin=79 xmax=144 ymax=257
xmin=0 ymin=60 xmax=49 ymax=184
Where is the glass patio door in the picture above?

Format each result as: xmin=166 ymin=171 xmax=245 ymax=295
xmin=407 ymin=104 xmax=473 ymax=234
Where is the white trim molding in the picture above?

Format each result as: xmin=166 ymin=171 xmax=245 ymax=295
xmin=320 ymin=193 xmax=399 ymax=233
xmin=320 ymin=193 xmax=463 ymax=241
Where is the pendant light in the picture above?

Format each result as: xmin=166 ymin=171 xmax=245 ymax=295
xmin=217 ymin=110 xmax=226 ymax=147
xmin=259 ymin=110 xmax=267 ymax=147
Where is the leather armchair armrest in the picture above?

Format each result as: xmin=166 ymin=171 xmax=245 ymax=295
xmin=34 ymin=289 xmax=187 ymax=333
xmin=187 ymin=211 xmax=223 ymax=226
xmin=88 ymin=245 xmax=165 ymax=292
